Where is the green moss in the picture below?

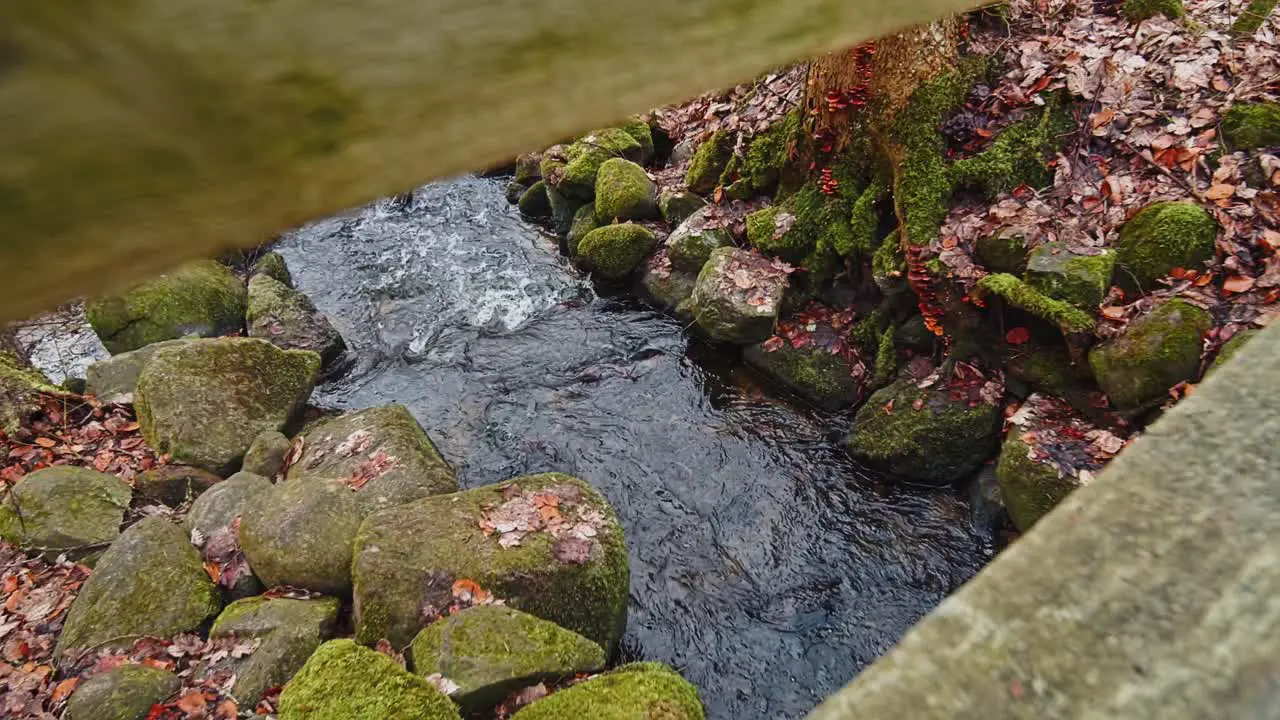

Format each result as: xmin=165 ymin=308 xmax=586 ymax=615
xmin=1115 ymin=201 xmax=1218 ymax=293
xmin=873 ymin=326 xmax=897 ymax=389
xmin=722 ymin=110 xmax=800 ymax=197
xmin=510 ymin=663 xmax=704 ymax=720
xmin=1012 ymin=345 xmax=1079 ymax=396
xmin=576 ymin=224 xmax=659 ymax=280
xmin=0 ymin=350 xmax=58 ymax=434
xmin=547 ymin=184 xmax=584 ymax=236
xmin=212 ymin=596 xmax=341 ymax=705
xmin=560 ymin=129 xmax=644 ymax=199
xmin=950 ymin=102 xmax=1072 ymax=199
xmin=746 ymin=182 xmax=855 ymax=274
xmin=1088 ymin=298 xmax=1211 ymax=409
xmin=514 ymin=153 xmax=542 ymax=186
xmin=240 ymin=479 xmax=365 ymax=594
xmin=593 ymin=158 xmax=657 ymax=223
xmin=518 ymin=180 xmax=552 ymax=219
xmin=65 ymin=664 xmax=180 ymax=720
xmin=872 ymin=239 xmax=909 ymax=296
xmin=1209 ymin=329 xmax=1257 ymax=375
xmin=849 ymin=310 xmax=888 ymax=352
xmin=86 ymin=260 xmax=248 ymax=354
xmin=618 ymin=117 xmax=655 ymax=161
xmin=1024 ymin=244 xmax=1116 ymax=309
xmin=1123 ymin=0 xmax=1184 ymax=21
xmin=976 ymin=232 xmax=1030 ymax=274
xmin=743 ymin=343 xmax=864 ymax=409
xmin=684 ymin=130 xmax=734 ymax=195
xmin=566 ymin=204 xmax=600 ymax=256
xmin=0 ymin=467 xmax=131 ymax=560
xmin=1221 ymin=102 xmax=1280 ymax=150
xmin=252 ymin=252 xmax=294 ymax=287
xmin=995 ymin=433 xmax=1079 ymax=532
xmin=1233 ymin=0 xmax=1277 ymax=34
xmin=846 ymin=179 xmax=887 ymax=259
xmin=279 ymin=639 xmax=460 ymax=720
xmin=976 ymin=274 xmax=1096 ymax=333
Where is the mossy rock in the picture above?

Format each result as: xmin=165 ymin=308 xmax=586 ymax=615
xmin=1114 ymin=202 xmax=1217 ymax=294
xmin=1088 ymin=298 xmax=1211 ymax=409
xmin=689 ymin=247 xmax=787 ymax=345
xmin=547 ymin=184 xmax=585 ymax=237
xmin=410 ymin=605 xmax=606 ymax=713
xmin=185 ymin=471 xmax=273 ymax=540
xmin=505 ymin=181 xmax=528 ymax=205
xmin=134 ymin=465 xmax=222 ymax=507
xmin=637 ymin=255 xmax=698 ymax=319
xmin=517 ymin=181 xmax=553 ymax=219
xmin=56 ymin=516 xmax=221 ymax=659
xmin=84 ymin=339 xmax=194 ymax=405
xmin=352 ymin=473 xmax=629 ymax=652
xmin=566 ymin=204 xmax=601 ymax=257
xmin=893 ymin=315 xmax=936 ymax=354
xmin=252 ymin=252 xmax=294 ymax=288
xmin=1123 ymin=0 xmax=1184 ymax=21
xmin=247 ymin=274 xmax=346 ymax=367
xmin=665 ymin=206 xmax=734 ymax=273
xmin=559 ymin=129 xmax=645 ymax=200
xmin=87 ymin=260 xmax=247 ymax=354
xmin=618 ymin=117 xmax=656 ymax=163
xmin=684 ymin=130 xmax=733 ymax=195
xmin=976 ymin=231 xmax=1030 ymax=275
xmin=1024 ymin=243 xmax=1115 ymax=309
xmin=135 ymin=338 xmax=320 ymax=475
xmin=658 ymin=190 xmax=707 ymax=227
xmin=1222 ymin=102 xmax=1280 ymax=150
xmin=742 ymin=343 xmax=864 ymax=410
xmin=995 ymin=428 xmax=1082 ymax=532
xmin=510 ymin=662 xmax=704 ymax=720
xmin=243 ymin=430 xmax=292 ymax=478
xmin=240 ymin=478 xmax=365 ymax=594
xmin=64 ymin=664 xmax=180 ymax=720
xmin=976 ymin=274 xmax=1095 ymax=333
xmin=725 ymin=114 xmax=795 ymax=197
xmin=1007 ymin=343 xmax=1083 ymax=397
xmin=1208 ymin=329 xmax=1258 ymax=375
xmin=594 ymin=159 xmax=658 ymax=223
xmin=1233 ymin=0 xmax=1278 ymax=35
xmin=0 ymin=350 xmax=60 ymax=435
xmin=745 ymin=184 xmax=853 ymax=271
xmin=278 ymin=639 xmax=460 ymax=720
xmin=514 ymin=153 xmax=542 ymax=185
xmin=286 ymin=405 xmax=457 ymax=514
xmin=576 ymin=224 xmax=659 ymax=280
xmin=0 ymin=467 xmax=131 ymax=562
xmin=846 ymin=376 xmax=1002 ymax=483
xmin=211 ymin=596 xmax=341 ymax=705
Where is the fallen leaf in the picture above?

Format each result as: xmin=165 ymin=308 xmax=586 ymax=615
xmin=1204 ymin=183 xmax=1235 ymax=200
xmin=1005 ymin=327 xmax=1031 ymax=345
xmin=1223 ymin=275 xmax=1256 ymax=294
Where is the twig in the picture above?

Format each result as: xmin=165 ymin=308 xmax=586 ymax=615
xmin=1119 ymin=138 xmax=1206 ymax=201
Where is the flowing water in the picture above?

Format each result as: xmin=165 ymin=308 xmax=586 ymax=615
xmin=268 ymin=176 xmax=991 ymax=718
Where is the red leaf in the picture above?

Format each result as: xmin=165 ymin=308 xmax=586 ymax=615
xmin=1005 ymin=327 xmax=1031 ymax=345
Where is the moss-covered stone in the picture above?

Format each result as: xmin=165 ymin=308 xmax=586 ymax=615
xmin=976 ymin=230 xmax=1030 ymax=275
xmin=547 ymin=184 xmax=584 ymax=236
xmin=1209 ymin=329 xmax=1258 ymax=375
xmin=242 ymin=430 xmax=291 ymax=478
xmin=658 ymin=190 xmax=707 ymax=227
xmin=559 ymin=129 xmax=645 ymax=200
xmin=733 ymin=112 xmax=797 ymax=197
xmin=1221 ymin=102 xmax=1280 ymax=150
xmin=995 ymin=430 xmax=1081 ymax=532
xmin=252 ymin=252 xmax=294 ymax=288
xmin=576 ymin=224 xmax=659 ymax=280
xmin=1007 ymin=343 xmax=1082 ymax=397
xmin=1123 ymin=0 xmax=1184 ymax=21
xmin=847 ymin=180 xmax=887 ymax=260
xmin=846 ymin=375 xmax=1002 ymax=483
xmin=247 ymin=274 xmax=346 ymax=366
xmin=87 ymin=260 xmax=247 ymax=354
xmin=1115 ymin=201 xmax=1218 ymax=293
xmin=745 ymin=183 xmax=853 ymax=272
xmin=742 ymin=343 xmax=864 ymax=410
xmin=185 ymin=470 xmax=273 ymax=540
xmin=684 ymin=130 xmax=734 ymax=195
xmin=872 ymin=239 xmax=910 ymax=297
xmin=240 ymin=478 xmax=364 ymax=594
xmin=0 ymin=350 xmax=60 ymax=435
xmin=134 ymin=465 xmax=222 ymax=507
xmin=0 ymin=467 xmax=130 ymax=562
xmin=566 ymin=204 xmax=601 ymax=256
xmin=689 ymin=247 xmax=788 ymax=344
xmin=135 ymin=338 xmax=320 ymax=475
xmin=65 ymin=664 xmax=180 ymax=720
xmin=353 ymin=473 xmax=629 ymax=652
xmin=637 ymin=254 xmax=698 ymax=319
xmin=514 ymin=153 xmax=542 ymax=186
xmin=949 ymin=102 xmax=1073 ymax=200
xmin=665 ymin=206 xmax=734 ymax=273
xmin=517 ymin=180 xmax=553 ymax=219
xmin=505 ymin=181 xmax=529 ymax=205
xmin=1089 ymin=298 xmax=1211 ymax=409
xmin=84 ymin=339 xmax=194 ymax=405
xmin=211 ymin=596 xmax=341 ymax=704
xmin=411 ymin=605 xmax=606 ymax=713
xmin=618 ymin=117 xmax=655 ymax=163
xmin=976 ymin=274 xmax=1096 ymax=333
xmin=1024 ymin=243 xmax=1115 ymax=309
xmin=594 ymin=159 xmax=658 ymax=223
xmin=1232 ymin=0 xmax=1278 ymax=34
xmin=511 ymin=662 xmax=704 ymax=720
xmin=56 ymin=517 xmax=221 ymax=659
xmin=279 ymin=639 xmax=460 ymax=720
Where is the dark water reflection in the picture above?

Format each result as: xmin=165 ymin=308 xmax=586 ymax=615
xmin=275 ymin=177 xmax=991 ymax=719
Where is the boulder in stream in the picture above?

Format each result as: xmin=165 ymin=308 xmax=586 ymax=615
xmin=251 ymin=251 xmax=294 ymax=288
xmin=557 ymin=129 xmax=645 ymax=200
xmin=665 ymin=206 xmax=734 ymax=273
xmin=510 ymin=662 xmax=704 ymax=720
xmin=1088 ymin=298 xmax=1210 ymax=409
xmin=211 ymin=595 xmax=341 ymax=705
xmin=576 ymin=224 xmax=659 ymax=280
xmin=689 ymin=247 xmax=789 ymax=345
xmin=514 ymin=153 xmax=542 ymax=185
xmin=743 ymin=342 xmax=865 ymax=410
xmin=0 ymin=467 xmax=131 ymax=562
xmin=566 ymin=204 xmax=601 ymax=256
xmin=637 ymin=250 xmax=697 ymax=319
xmin=518 ymin=180 xmax=553 ymax=220
xmin=593 ymin=159 xmax=657 ymax=223
xmin=247 ymin=274 xmax=346 ymax=366
xmin=64 ymin=664 xmax=180 ymax=720
xmin=278 ymin=639 xmax=461 ymax=720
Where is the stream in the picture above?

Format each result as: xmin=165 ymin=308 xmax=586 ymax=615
xmin=271 ymin=176 xmax=993 ymax=719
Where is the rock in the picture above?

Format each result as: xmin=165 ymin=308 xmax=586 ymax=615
xmin=505 ymin=181 xmax=528 ymax=205
xmin=658 ymin=189 xmax=707 ymax=227
xmin=668 ymin=137 xmax=697 ymax=167
xmin=410 ymin=605 xmax=606 ymax=712
xmin=576 ymin=224 xmax=659 ymax=280
xmin=665 ymin=206 xmax=733 ymax=273
xmin=514 ymin=153 xmax=542 ymax=185
xmin=353 ymin=473 xmax=629 ymax=652
xmin=247 ymin=274 xmax=346 ymax=366
xmin=518 ymin=180 xmax=553 ymax=219
xmin=846 ymin=373 xmax=1003 ymax=483
xmin=1115 ymin=202 xmax=1218 ymax=293
xmin=996 ymin=394 xmax=1118 ymax=531
xmin=134 ymin=465 xmax=222 ymax=507
xmin=566 ymin=205 xmax=600 ymax=256
xmin=1222 ymin=101 xmax=1280 ymax=150
xmin=894 ymin=315 xmax=936 ymax=354
xmin=1122 ymin=0 xmax=1183 ymax=22
xmin=56 ymin=517 xmax=221 ymax=658
xmin=243 ymin=430 xmax=292 ymax=478
xmin=211 ymin=596 xmax=341 ymax=704
xmin=547 ymin=184 xmax=584 ymax=236
xmin=0 ymin=350 xmax=60 ymax=436
xmin=637 ymin=251 xmax=697 ymax=318
xmin=684 ymin=130 xmax=733 ymax=195
xmin=618 ymin=117 xmax=655 ymax=163
xmin=593 ymin=159 xmax=657 ymax=223
xmin=1024 ymin=243 xmax=1115 ymax=309
xmin=186 ymin=471 xmax=273 ymax=540
xmin=135 ymin=338 xmax=320 ymax=475
xmin=251 ymin=252 xmax=294 ymax=288
xmin=64 ymin=664 xmax=180 ymax=720
xmin=976 ymin=229 xmax=1030 ymax=275
xmin=1209 ymin=329 xmax=1258 ymax=375
xmin=84 ymin=339 xmax=193 ymax=405
xmin=558 ymin=129 xmax=645 ymax=200
xmin=285 ymin=405 xmax=457 ymax=513
xmin=689 ymin=247 xmax=788 ymax=345
xmin=278 ymin=639 xmax=461 ymax=720
xmin=86 ymin=260 xmax=247 ymax=354
xmin=510 ymin=662 xmax=704 ymax=720
xmin=1089 ymin=298 xmax=1211 ymax=409
xmin=743 ymin=343 xmax=864 ymax=410
xmin=0 ymin=467 xmax=131 ymax=562
xmin=239 ymin=478 xmax=364 ymax=594
xmin=967 ymin=465 xmax=1006 ymax=534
